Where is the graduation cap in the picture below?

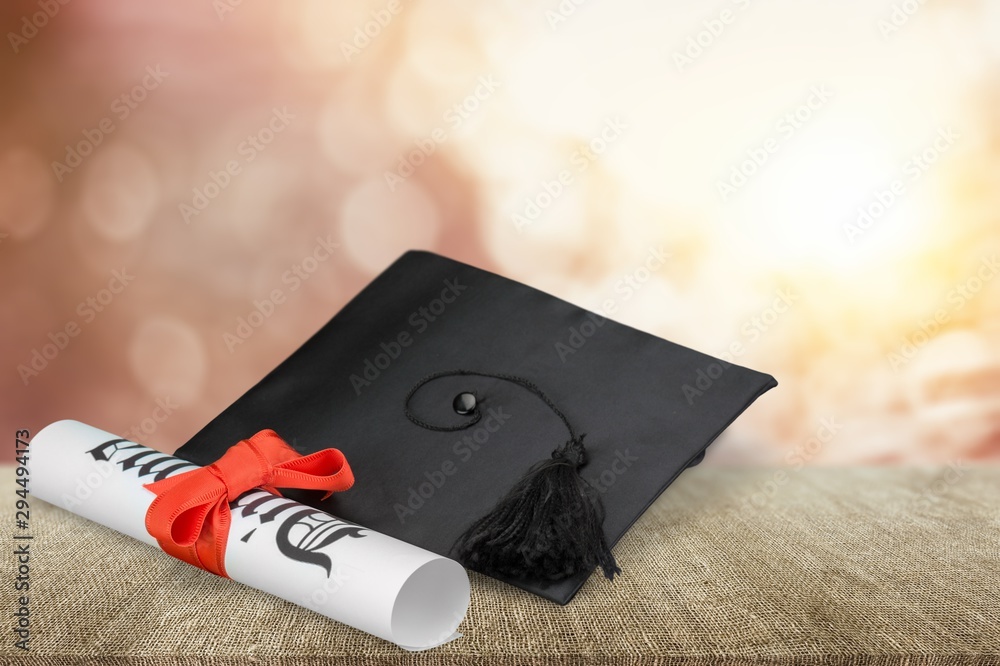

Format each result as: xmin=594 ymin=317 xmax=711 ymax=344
xmin=176 ymin=250 xmax=776 ymax=604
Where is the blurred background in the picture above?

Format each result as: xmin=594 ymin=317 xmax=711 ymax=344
xmin=1 ymin=0 xmax=998 ymax=465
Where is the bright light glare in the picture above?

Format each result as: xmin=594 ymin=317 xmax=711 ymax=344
xmin=726 ymin=125 xmax=936 ymax=271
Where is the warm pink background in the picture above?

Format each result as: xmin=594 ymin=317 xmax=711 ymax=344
xmin=2 ymin=0 xmax=998 ymax=464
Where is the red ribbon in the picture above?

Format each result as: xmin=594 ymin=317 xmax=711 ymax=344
xmin=144 ymin=429 xmax=354 ymax=577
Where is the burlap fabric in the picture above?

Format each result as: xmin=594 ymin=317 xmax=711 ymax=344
xmin=2 ymin=465 xmax=998 ymax=665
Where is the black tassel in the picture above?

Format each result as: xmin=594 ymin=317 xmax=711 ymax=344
xmin=403 ymin=369 xmax=620 ymax=583
xmin=452 ymin=435 xmax=620 ymax=581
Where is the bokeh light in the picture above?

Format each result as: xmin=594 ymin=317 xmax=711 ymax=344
xmin=2 ymin=0 xmax=998 ymax=463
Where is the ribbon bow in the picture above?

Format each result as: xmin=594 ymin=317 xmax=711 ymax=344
xmin=144 ymin=429 xmax=354 ymax=577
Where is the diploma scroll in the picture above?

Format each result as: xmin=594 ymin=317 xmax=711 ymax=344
xmin=29 ymin=420 xmax=470 ymax=651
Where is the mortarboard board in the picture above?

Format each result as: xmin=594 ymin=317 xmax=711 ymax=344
xmin=175 ymin=250 xmax=777 ymax=604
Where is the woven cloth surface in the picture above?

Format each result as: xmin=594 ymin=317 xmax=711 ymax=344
xmin=2 ymin=465 xmax=998 ymax=666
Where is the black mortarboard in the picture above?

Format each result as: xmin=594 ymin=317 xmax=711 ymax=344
xmin=175 ymin=250 xmax=776 ymax=604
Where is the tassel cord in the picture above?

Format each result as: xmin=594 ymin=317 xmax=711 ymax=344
xmin=404 ymin=369 xmax=579 ymax=443
xmin=403 ymin=369 xmax=620 ymax=581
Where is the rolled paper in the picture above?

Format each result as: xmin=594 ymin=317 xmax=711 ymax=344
xmin=28 ymin=420 xmax=470 ymax=651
